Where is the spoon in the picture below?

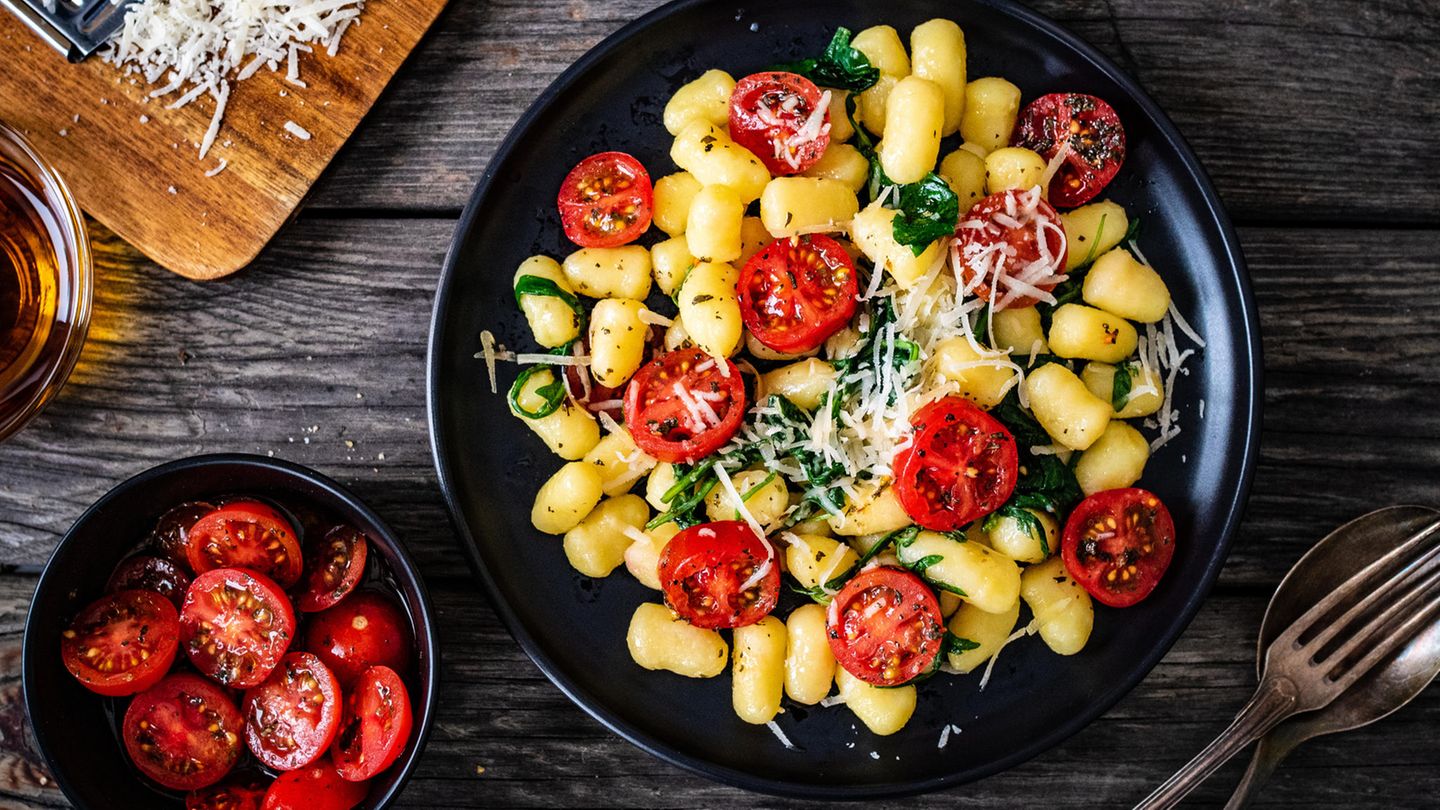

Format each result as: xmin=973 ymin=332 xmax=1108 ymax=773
xmin=1224 ymin=505 xmax=1440 ymax=808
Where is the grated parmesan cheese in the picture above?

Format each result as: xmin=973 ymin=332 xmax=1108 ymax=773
xmin=765 ymin=720 xmax=797 ymax=750
xmin=284 ymin=120 xmax=312 ymax=140
xmin=979 ymin=619 xmax=1039 ymax=691
xmin=103 ymin=0 xmax=365 ymax=160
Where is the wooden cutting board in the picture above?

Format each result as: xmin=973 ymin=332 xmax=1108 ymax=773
xmin=0 ymin=0 xmax=447 ymax=280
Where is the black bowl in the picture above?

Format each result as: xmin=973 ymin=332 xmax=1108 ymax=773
xmin=22 ymin=454 xmax=439 ymax=809
xmin=428 ymin=0 xmax=1260 ymax=798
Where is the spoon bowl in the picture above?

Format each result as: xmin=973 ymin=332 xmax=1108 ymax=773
xmin=1225 ymin=505 xmax=1440 ymax=808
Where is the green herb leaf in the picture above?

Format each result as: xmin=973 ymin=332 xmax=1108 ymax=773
xmin=944 ymin=634 xmax=981 ymax=656
xmin=907 ymin=553 xmax=945 ymax=575
xmin=982 ymin=503 xmax=1051 ymax=556
xmin=507 ymin=364 xmax=567 ymax=420
xmin=774 ymin=27 xmax=880 ymax=92
xmin=513 ymin=275 xmax=586 ymax=323
xmin=889 ymin=173 xmax=960 ymax=255
xmin=816 ymin=525 xmax=917 ymax=595
xmin=1111 ymin=362 xmax=1134 ymax=411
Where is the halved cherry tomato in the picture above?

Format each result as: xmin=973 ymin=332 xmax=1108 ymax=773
xmin=123 ymin=673 xmax=244 ymax=791
xmin=187 ymin=774 xmax=269 ymax=810
xmin=262 ymin=765 xmax=368 ymax=810
xmin=826 ymin=567 xmax=945 ymax=686
xmin=303 ymin=591 xmax=412 ymax=687
xmin=243 ymin=652 xmax=343 ymax=771
xmin=658 ymin=521 xmax=779 ymax=629
xmin=186 ymin=501 xmax=303 ymax=588
xmin=333 ymin=665 xmax=414 ymax=782
xmin=1012 ymin=92 xmax=1126 ymax=208
xmin=151 ymin=501 xmax=215 ymax=568
xmin=954 ymin=188 xmax=1069 ymax=309
xmin=728 ymin=71 xmax=830 ymax=175
xmin=557 ymin=151 xmax=653 ymax=248
xmin=180 ymin=568 xmax=297 ymax=689
xmin=738 ymin=235 xmax=858 ymax=354
xmin=60 ymin=589 xmax=179 ymax=697
xmin=893 ymin=396 xmax=1018 ymax=531
xmin=624 ymin=349 xmax=746 ymax=464
xmin=1062 ymin=488 xmax=1176 ymax=607
xmin=297 ymin=526 xmax=369 ymax=613
xmin=107 ymin=554 xmax=192 ymax=607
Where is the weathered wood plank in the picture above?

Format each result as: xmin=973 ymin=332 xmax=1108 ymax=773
xmin=1 ymin=219 xmax=1436 ymax=590
xmin=1 ymin=571 xmax=1434 ymax=808
xmin=305 ymin=0 xmax=1440 ymax=223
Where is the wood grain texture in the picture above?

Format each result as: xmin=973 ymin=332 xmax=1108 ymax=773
xmin=0 ymin=0 xmax=448 ymax=279
xmin=308 ymin=0 xmax=1440 ymax=223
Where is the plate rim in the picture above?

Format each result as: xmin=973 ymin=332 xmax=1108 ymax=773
xmin=426 ymin=0 xmax=1263 ymax=798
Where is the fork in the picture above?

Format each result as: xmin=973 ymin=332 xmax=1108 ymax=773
xmin=1133 ymin=518 xmax=1440 ymax=810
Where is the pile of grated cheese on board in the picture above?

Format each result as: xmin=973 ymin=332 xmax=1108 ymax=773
xmin=102 ymin=0 xmax=367 ymax=165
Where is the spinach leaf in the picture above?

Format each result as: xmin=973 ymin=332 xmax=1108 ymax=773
xmin=989 ymin=388 xmax=1052 ymax=448
xmin=982 ymin=502 xmax=1052 ymax=556
xmin=889 ymin=173 xmax=961 ymax=255
xmin=507 ymin=364 xmax=567 ymax=420
xmin=774 ymin=27 xmax=880 ymax=92
xmin=907 ymin=554 xmax=945 ymax=575
xmin=1111 ymin=362 xmax=1134 ymax=411
xmin=513 ymin=275 xmax=586 ymax=324
xmin=943 ymin=634 xmax=981 ymax=656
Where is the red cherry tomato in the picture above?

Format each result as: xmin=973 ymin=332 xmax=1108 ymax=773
xmin=738 ymin=235 xmax=859 ymax=354
xmin=297 ymin=526 xmax=369 ymax=613
xmin=107 ymin=554 xmax=192 ymax=607
xmin=303 ymin=591 xmax=413 ymax=687
xmin=557 ymin=151 xmax=653 ymax=248
xmin=261 ymin=765 xmax=368 ymax=810
xmin=332 ymin=665 xmax=414 ymax=782
xmin=123 ymin=673 xmax=244 ymax=791
xmin=60 ymin=589 xmax=179 ymax=697
xmin=1012 ymin=92 xmax=1126 ymax=208
xmin=954 ymin=188 xmax=1069 ymax=309
xmin=826 ymin=567 xmax=945 ymax=686
xmin=1061 ymin=488 xmax=1177 ymax=607
xmin=180 ymin=568 xmax=297 ymax=689
xmin=728 ymin=71 xmax=831 ymax=175
xmin=243 ymin=652 xmax=343 ymax=771
xmin=893 ymin=396 xmax=1019 ymax=532
xmin=186 ymin=774 xmax=269 ymax=810
xmin=150 ymin=501 xmax=215 ymax=569
xmin=658 ymin=521 xmax=779 ymax=629
xmin=187 ymin=501 xmax=304 ymax=588
xmin=623 ymin=349 xmax=746 ymax=464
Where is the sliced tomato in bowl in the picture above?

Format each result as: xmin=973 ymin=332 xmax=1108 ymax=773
xmin=123 ymin=673 xmax=245 ymax=791
xmin=893 ymin=396 xmax=1019 ymax=532
xmin=303 ymin=591 xmax=413 ymax=687
xmin=1062 ymin=487 xmax=1177 ymax=607
xmin=623 ymin=348 xmax=746 ymax=463
xmin=261 ymin=764 xmax=368 ymax=810
xmin=186 ymin=500 xmax=304 ymax=588
xmin=106 ymin=554 xmax=192 ymax=607
xmin=1012 ymin=92 xmax=1126 ymax=208
xmin=954 ymin=188 xmax=1069 ymax=309
xmin=243 ymin=652 xmax=344 ymax=771
xmin=60 ymin=589 xmax=179 ymax=697
xmin=297 ymin=525 xmax=369 ymax=613
xmin=557 ymin=151 xmax=653 ymax=248
xmin=826 ymin=567 xmax=945 ymax=686
xmin=332 ymin=665 xmax=414 ymax=782
xmin=186 ymin=773 xmax=269 ymax=810
xmin=738 ymin=234 xmax=858 ymax=354
xmin=150 ymin=501 xmax=215 ymax=569
xmin=729 ymin=71 xmax=830 ymax=175
xmin=180 ymin=568 xmax=297 ymax=689
xmin=658 ymin=520 xmax=779 ymax=629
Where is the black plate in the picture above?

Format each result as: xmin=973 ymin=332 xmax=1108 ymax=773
xmin=428 ymin=0 xmax=1260 ymax=798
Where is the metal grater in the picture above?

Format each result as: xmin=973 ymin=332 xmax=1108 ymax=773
xmin=1 ymin=0 xmax=136 ymax=62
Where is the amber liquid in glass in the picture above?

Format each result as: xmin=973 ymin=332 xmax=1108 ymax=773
xmin=0 ymin=154 xmax=68 ymax=418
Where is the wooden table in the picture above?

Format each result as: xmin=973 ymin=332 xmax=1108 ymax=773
xmin=2 ymin=0 xmax=1437 ymax=806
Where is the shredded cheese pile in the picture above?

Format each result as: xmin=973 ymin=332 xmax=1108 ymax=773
xmin=102 ymin=0 xmax=367 ymax=161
